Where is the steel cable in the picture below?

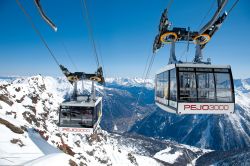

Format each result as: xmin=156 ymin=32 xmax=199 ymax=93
xmin=80 ymin=0 xmax=100 ymax=68
xmin=16 ymin=0 xmax=61 ymax=67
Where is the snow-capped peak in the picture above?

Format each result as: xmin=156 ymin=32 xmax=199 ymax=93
xmin=105 ymin=77 xmax=154 ymax=89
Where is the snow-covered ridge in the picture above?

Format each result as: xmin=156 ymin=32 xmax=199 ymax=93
xmin=234 ymin=78 xmax=250 ymax=111
xmin=234 ymin=78 xmax=250 ymax=90
xmin=105 ymin=77 xmax=154 ymax=89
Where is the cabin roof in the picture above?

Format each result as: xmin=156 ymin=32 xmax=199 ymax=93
xmin=60 ymin=96 xmax=102 ymax=107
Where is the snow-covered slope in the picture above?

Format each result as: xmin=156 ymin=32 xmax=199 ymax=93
xmin=0 ymin=76 xmax=208 ymax=166
xmin=195 ymin=147 xmax=250 ymax=166
xmin=0 ymin=116 xmax=72 ymax=166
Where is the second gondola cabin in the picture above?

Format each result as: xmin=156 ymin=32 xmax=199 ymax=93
xmin=58 ymin=95 xmax=102 ymax=134
xmin=155 ymin=63 xmax=235 ymax=114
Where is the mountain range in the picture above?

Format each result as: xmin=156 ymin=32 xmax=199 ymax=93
xmin=0 ymin=76 xmax=249 ymax=165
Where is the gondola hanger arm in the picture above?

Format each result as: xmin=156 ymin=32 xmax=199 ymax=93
xmin=34 ymin=0 xmax=57 ymax=32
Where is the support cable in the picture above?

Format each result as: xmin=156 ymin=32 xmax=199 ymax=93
xmin=80 ymin=0 xmax=100 ymax=68
xmin=197 ymin=0 xmax=217 ymax=30
xmin=105 ymin=91 xmax=116 ymax=132
xmin=79 ymin=0 xmax=109 ymax=129
xmin=16 ymin=0 xmax=61 ymax=67
xmin=128 ymin=0 xmax=174 ymax=130
xmin=166 ymin=0 xmax=174 ymax=11
xmin=227 ymin=0 xmax=240 ymax=15
xmin=97 ymin=44 xmax=107 ymax=79
xmin=133 ymin=108 xmax=155 ymax=133
xmin=61 ymin=41 xmax=78 ymax=71
xmin=33 ymin=0 xmax=79 ymax=73
xmin=178 ymin=44 xmax=189 ymax=62
xmin=128 ymin=52 xmax=156 ymax=130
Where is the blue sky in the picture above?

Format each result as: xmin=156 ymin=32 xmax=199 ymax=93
xmin=0 ymin=0 xmax=249 ymax=78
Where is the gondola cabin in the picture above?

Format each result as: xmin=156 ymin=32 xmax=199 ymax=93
xmin=58 ymin=96 xmax=102 ymax=134
xmin=155 ymin=63 xmax=235 ymax=114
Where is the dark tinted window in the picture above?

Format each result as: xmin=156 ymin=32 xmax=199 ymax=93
xmin=60 ymin=106 xmax=94 ymax=128
xmin=156 ymin=73 xmax=164 ymax=98
xmin=81 ymin=108 xmax=93 ymax=127
xmin=156 ymin=72 xmax=169 ymax=99
xmin=196 ymin=68 xmax=213 ymax=72
xmin=197 ymin=72 xmax=215 ymax=102
xmin=214 ymin=68 xmax=229 ymax=72
xmin=179 ymin=67 xmax=194 ymax=71
xmin=70 ymin=108 xmax=82 ymax=126
xmin=215 ymin=73 xmax=232 ymax=102
xmin=179 ymin=72 xmax=197 ymax=102
xmin=60 ymin=107 xmax=71 ymax=125
xmin=163 ymin=71 xmax=169 ymax=100
xmin=170 ymin=69 xmax=177 ymax=102
xmin=177 ymin=67 xmax=233 ymax=103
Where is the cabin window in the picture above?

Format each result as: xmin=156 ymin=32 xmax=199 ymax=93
xmin=197 ymin=72 xmax=215 ymax=102
xmin=177 ymin=67 xmax=233 ymax=103
xmin=214 ymin=68 xmax=229 ymax=72
xmin=196 ymin=68 xmax=213 ymax=72
xmin=179 ymin=67 xmax=194 ymax=72
xmin=81 ymin=108 xmax=93 ymax=127
xmin=60 ymin=106 xmax=93 ymax=128
xmin=155 ymin=75 xmax=158 ymax=97
xmin=215 ymin=73 xmax=233 ymax=102
xmin=60 ymin=107 xmax=71 ymax=125
xmin=163 ymin=71 xmax=169 ymax=100
xmin=70 ymin=108 xmax=82 ymax=126
xmin=179 ymin=72 xmax=197 ymax=102
xmin=157 ymin=67 xmax=233 ymax=107
xmin=156 ymin=74 xmax=159 ymax=97
xmin=156 ymin=73 xmax=164 ymax=98
xmin=169 ymin=69 xmax=177 ymax=107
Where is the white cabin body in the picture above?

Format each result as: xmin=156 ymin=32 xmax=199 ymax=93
xmin=155 ymin=63 xmax=235 ymax=114
xmin=59 ymin=96 xmax=102 ymax=134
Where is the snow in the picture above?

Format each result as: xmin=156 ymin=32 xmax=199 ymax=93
xmin=197 ymin=120 xmax=212 ymax=149
xmin=135 ymin=154 xmax=162 ymax=166
xmin=154 ymin=147 xmax=183 ymax=164
xmin=0 ymin=114 xmax=71 ymax=165
xmin=27 ymin=129 xmax=62 ymax=154
xmin=24 ymin=153 xmax=72 ymax=166
xmin=242 ymin=79 xmax=250 ymax=90
xmin=0 ymin=115 xmax=44 ymax=165
xmin=106 ymin=77 xmax=154 ymax=89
